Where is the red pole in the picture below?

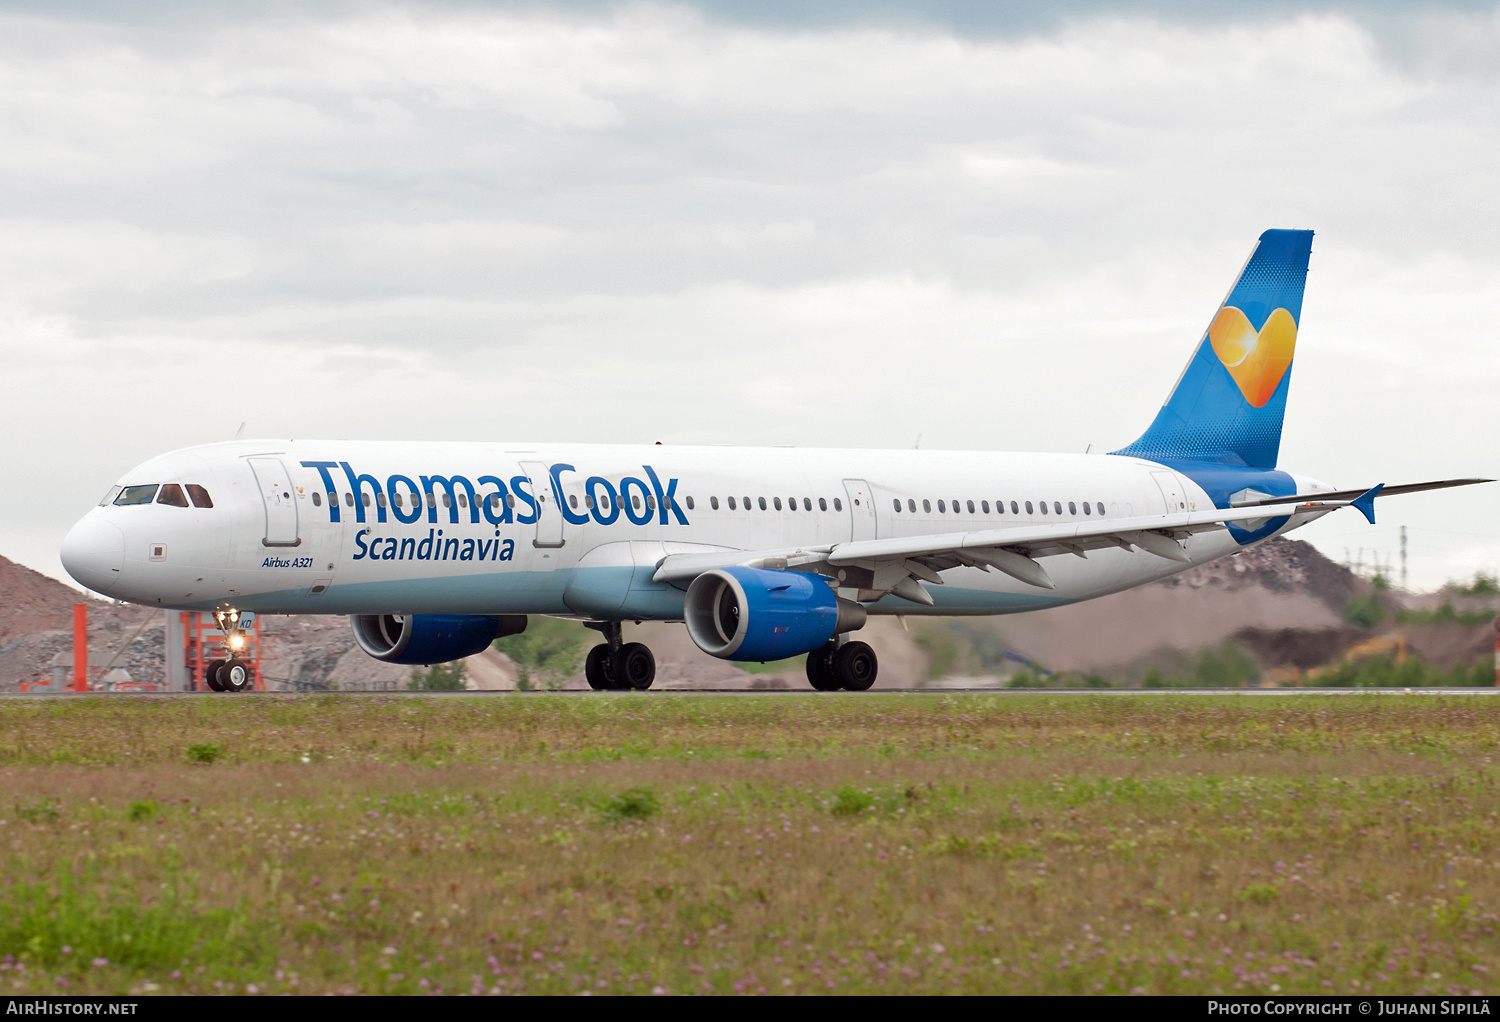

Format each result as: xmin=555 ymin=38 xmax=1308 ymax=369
xmin=72 ymin=604 xmax=88 ymax=693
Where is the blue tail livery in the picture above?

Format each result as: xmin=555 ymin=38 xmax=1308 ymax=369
xmin=1113 ymin=228 xmax=1314 ymax=469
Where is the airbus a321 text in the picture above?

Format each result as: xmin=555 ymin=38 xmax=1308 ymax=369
xmin=60 ymin=230 xmax=1490 ymax=692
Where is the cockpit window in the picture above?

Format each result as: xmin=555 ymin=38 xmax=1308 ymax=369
xmin=156 ymin=483 xmax=190 ymax=507
xmin=186 ymin=484 xmax=213 ymax=508
xmin=99 ymin=486 xmax=121 ymax=507
xmin=114 ymin=484 xmax=159 ymax=506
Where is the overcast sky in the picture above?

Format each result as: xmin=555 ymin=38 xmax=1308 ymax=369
xmin=2 ymin=0 xmax=1496 ymax=590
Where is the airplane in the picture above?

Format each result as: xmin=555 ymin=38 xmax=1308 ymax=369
xmin=59 ymin=229 xmax=1489 ymax=692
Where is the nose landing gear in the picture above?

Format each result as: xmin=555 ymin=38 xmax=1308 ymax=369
xmin=583 ymin=621 xmax=657 ymax=691
xmin=206 ymin=609 xmax=256 ymax=694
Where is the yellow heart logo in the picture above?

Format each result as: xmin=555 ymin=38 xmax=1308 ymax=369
xmin=1208 ymin=306 xmax=1297 ymax=408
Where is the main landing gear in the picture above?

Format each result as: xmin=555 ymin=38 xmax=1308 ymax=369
xmin=584 ymin=621 xmax=656 ymax=691
xmin=806 ymin=638 xmax=878 ymax=692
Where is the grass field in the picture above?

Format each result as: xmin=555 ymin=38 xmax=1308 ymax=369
xmin=2 ymin=693 xmax=1499 ymax=996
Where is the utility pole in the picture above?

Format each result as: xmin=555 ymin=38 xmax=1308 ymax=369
xmin=1400 ymin=526 xmax=1408 ymax=591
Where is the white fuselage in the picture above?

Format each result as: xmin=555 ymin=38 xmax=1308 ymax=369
xmin=59 ymin=440 xmax=1329 ymax=620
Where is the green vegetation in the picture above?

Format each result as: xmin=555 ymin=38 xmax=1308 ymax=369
xmin=1005 ymin=667 xmax=1049 ymax=688
xmin=185 ymin=742 xmax=222 ymax=764
xmin=408 ymin=661 xmax=467 ymax=691
xmin=1455 ymin=572 xmax=1500 ymax=597
xmin=1139 ymin=644 xmax=1261 ymax=689
xmin=598 ymin=786 xmax=660 ymax=823
xmin=738 ymin=655 xmax=806 ymax=675
xmin=1342 ymin=594 xmax=1387 ymax=629
xmin=1397 ymin=603 xmax=1498 ymax=627
xmin=913 ymin=622 xmax=969 ymax=679
xmin=493 ymin=616 xmax=589 ymax=690
xmin=1311 ymin=654 xmax=1493 ymax=689
xmin=3 ymin=695 xmax=1500 ymax=995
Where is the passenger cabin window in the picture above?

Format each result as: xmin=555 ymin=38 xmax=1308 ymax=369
xmin=459 ymin=493 xmax=468 ymax=508
xmin=184 ymin=484 xmax=213 ymax=508
xmin=1069 ymin=501 xmax=1077 ymax=515
xmin=1082 ymin=501 xmax=1091 ymax=515
xmin=363 ymin=493 xmax=372 ymax=508
xmin=344 ymin=492 xmax=353 ymax=506
xmin=937 ymin=500 xmax=946 ymax=513
xmin=893 ymin=499 xmax=901 ymax=512
xmin=907 ymin=499 xmax=915 ymax=512
xmin=728 ymin=496 xmax=736 ymax=510
xmin=312 ymin=491 xmax=322 ymax=507
xmin=569 ymin=494 xmax=578 ymax=508
xmin=773 ymin=497 xmax=782 ymax=510
xmin=686 ymin=496 xmax=695 ymax=510
xmin=967 ymin=500 xmax=975 ymax=514
xmin=1054 ymin=501 xmax=1062 ymax=515
xmin=1011 ymin=501 xmax=1019 ymax=514
xmin=114 ymin=484 xmax=158 ymax=506
xmin=758 ymin=497 xmax=767 ymax=510
xmin=1039 ymin=501 xmax=1048 ymax=515
xmin=632 ymin=495 xmax=641 ymax=510
xmin=441 ymin=494 xmax=451 ymax=508
xmin=1024 ymin=501 xmax=1033 ymax=514
xmin=819 ymin=498 xmax=827 ymax=511
xmin=376 ymin=492 xmax=387 ymax=508
xmin=1096 ymin=502 xmax=1106 ymax=516
xmin=156 ymin=483 xmax=190 ymax=507
xmin=743 ymin=496 xmax=751 ymax=509
xmin=710 ymin=496 xmax=719 ymax=510
xmin=803 ymin=498 xmax=811 ymax=511
xmin=982 ymin=500 xmax=990 ymax=513
xmin=833 ymin=498 xmax=842 ymax=511
xmin=507 ymin=494 xmax=516 ymax=508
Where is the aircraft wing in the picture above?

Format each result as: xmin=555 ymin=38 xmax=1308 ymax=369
xmin=654 ymin=492 xmax=1373 ymax=603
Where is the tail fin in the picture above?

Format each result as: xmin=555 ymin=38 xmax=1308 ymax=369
xmin=1112 ymin=229 xmax=1314 ymax=468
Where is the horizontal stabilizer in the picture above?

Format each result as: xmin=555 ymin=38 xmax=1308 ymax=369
xmin=1234 ymin=477 xmax=1492 ymax=508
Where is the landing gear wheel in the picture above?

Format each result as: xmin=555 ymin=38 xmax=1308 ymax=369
xmin=204 ymin=658 xmax=227 ymax=692
xmin=613 ymin=642 xmax=656 ymax=690
xmin=806 ymin=647 xmax=839 ymax=691
xmin=585 ymin=644 xmax=617 ymax=691
xmin=833 ymin=641 xmax=877 ymax=691
xmin=218 ymin=658 xmax=252 ymax=693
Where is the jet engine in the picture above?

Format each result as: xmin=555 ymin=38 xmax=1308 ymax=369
xmin=351 ymin=614 xmax=527 ymax=665
xmin=684 ymin=567 xmax=866 ymax=661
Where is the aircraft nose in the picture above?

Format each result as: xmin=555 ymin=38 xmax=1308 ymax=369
xmin=60 ymin=515 xmax=125 ymax=594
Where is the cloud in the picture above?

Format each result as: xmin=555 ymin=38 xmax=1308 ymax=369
xmin=0 ymin=1 xmax=1497 ymax=588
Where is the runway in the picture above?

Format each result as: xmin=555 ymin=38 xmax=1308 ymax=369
xmin=4 ymin=686 xmax=1498 ymax=698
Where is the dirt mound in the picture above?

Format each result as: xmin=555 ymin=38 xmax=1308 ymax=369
xmin=1152 ymin=537 xmax=1365 ymax=611
xmin=1232 ymin=627 xmax=1354 ymax=670
xmin=0 ymin=555 xmax=88 ymax=647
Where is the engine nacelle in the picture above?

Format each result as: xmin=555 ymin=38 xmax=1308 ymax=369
xmin=684 ymin=567 xmax=866 ymax=661
xmin=351 ymin=614 xmax=527 ymax=665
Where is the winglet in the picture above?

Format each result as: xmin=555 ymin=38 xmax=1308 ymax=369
xmin=1351 ymin=483 xmax=1383 ymax=525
